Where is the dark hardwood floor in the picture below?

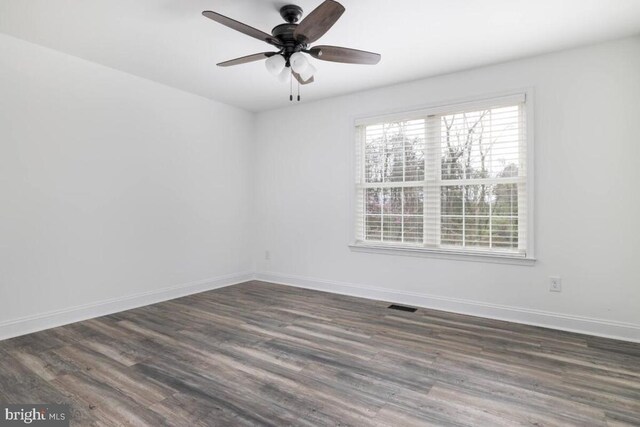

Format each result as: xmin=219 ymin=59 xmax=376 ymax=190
xmin=1 ymin=281 xmax=639 ymax=426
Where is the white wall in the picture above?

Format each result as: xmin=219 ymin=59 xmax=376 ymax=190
xmin=0 ymin=34 xmax=254 ymax=338
xmin=2 ymin=32 xmax=638 ymax=342
xmin=253 ymin=37 xmax=640 ymax=341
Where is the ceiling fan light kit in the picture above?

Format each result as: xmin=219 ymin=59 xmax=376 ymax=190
xmin=202 ymin=0 xmax=381 ymax=101
xmin=298 ymin=63 xmax=317 ymax=83
xmin=265 ymin=54 xmax=286 ymax=76
xmin=277 ymin=67 xmax=292 ymax=84
xmin=289 ymin=52 xmax=309 ymax=74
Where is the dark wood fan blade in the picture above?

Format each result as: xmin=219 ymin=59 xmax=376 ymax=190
xmin=217 ymin=52 xmax=276 ymax=67
xmin=293 ymin=0 xmax=345 ymax=44
xmin=202 ymin=11 xmax=281 ymax=46
xmin=308 ymin=45 xmax=381 ymax=64
xmin=292 ymin=71 xmax=314 ymax=85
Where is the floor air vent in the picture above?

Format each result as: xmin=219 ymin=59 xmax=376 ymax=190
xmin=388 ymin=304 xmax=417 ymax=313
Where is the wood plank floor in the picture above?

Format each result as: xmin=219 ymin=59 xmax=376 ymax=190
xmin=1 ymin=281 xmax=639 ymax=426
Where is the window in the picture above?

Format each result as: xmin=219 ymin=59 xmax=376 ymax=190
xmin=354 ymin=94 xmax=531 ymax=259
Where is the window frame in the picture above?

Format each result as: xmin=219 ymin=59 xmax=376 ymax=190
xmin=348 ymin=90 xmax=535 ymax=265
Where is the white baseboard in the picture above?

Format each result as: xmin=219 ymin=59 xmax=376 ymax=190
xmin=4 ymin=270 xmax=639 ymax=343
xmin=0 ymin=272 xmax=253 ymax=341
xmin=255 ymin=272 xmax=640 ymax=343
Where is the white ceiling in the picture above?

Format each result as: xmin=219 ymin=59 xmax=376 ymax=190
xmin=1 ymin=0 xmax=639 ymax=112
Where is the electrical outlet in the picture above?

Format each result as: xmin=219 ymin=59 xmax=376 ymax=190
xmin=549 ymin=276 xmax=562 ymax=292
xmin=265 ymin=250 xmax=271 ymax=261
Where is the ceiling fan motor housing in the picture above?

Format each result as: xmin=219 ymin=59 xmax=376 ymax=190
xmin=272 ymin=24 xmax=307 ymax=56
xmin=273 ymin=5 xmax=310 ymax=62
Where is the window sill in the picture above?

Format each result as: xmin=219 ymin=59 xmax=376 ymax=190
xmin=349 ymin=243 xmax=536 ymax=266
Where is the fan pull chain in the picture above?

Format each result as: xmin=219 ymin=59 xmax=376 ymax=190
xmin=297 ymin=79 xmax=301 ymax=102
xmin=289 ymin=69 xmax=293 ymax=102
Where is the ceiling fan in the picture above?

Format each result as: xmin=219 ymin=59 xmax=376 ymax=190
xmin=202 ymin=0 xmax=381 ymax=100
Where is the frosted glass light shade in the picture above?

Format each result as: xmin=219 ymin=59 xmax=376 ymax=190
xmin=299 ymin=63 xmax=316 ymax=82
xmin=289 ymin=52 xmax=309 ymax=73
xmin=277 ymin=67 xmax=291 ymax=83
xmin=265 ymin=55 xmax=286 ymax=75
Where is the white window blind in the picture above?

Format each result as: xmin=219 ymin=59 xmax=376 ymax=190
xmin=355 ymin=95 xmax=529 ymax=257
